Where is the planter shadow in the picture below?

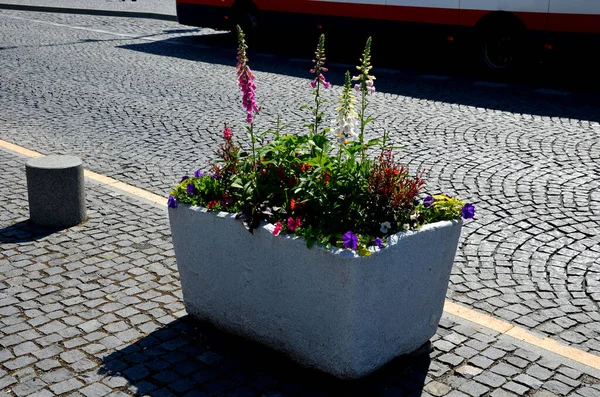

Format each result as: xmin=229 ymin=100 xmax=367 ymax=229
xmin=0 ymin=220 xmax=67 ymax=243
xmin=99 ymin=315 xmax=432 ymax=396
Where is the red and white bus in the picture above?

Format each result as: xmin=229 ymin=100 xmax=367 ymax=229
xmin=175 ymin=0 xmax=600 ymax=71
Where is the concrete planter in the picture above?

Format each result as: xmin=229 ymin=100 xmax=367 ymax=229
xmin=168 ymin=204 xmax=462 ymax=379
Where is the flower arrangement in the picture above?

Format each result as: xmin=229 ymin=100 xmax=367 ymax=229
xmin=168 ymin=27 xmax=475 ymax=256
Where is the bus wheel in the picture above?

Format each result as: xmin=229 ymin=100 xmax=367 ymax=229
xmin=478 ymin=20 xmax=524 ymax=75
xmin=232 ymin=1 xmax=259 ymax=45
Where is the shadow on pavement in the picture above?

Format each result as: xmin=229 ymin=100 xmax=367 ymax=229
xmin=118 ymin=32 xmax=600 ymax=123
xmin=99 ymin=315 xmax=431 ymax=396
xmin=0 ymin=220 xmax=66 ymax=243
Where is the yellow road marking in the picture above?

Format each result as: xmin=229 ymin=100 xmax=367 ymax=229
xmin=0 ymin=139 xmax=44 ymax=158
xmin=1 ymin=138 xmax=599 ymax=371
xmin=443 ymin=300 xmax=514 ymax=334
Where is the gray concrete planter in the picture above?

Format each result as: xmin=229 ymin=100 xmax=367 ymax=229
xmin=168 ymin=204 xmax=462 ymax=379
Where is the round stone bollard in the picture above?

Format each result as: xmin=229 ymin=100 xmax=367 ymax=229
xmin=26 ymin=155 xmax=86 ymax=228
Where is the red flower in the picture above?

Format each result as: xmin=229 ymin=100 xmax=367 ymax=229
xmin=299 ymin=163 xmax=312 ymax=172
xmin=273 ymin=221 xmax=282 ymax=236
xmin=287 ymin=217 xmax=302 ymax=232
xmin=220 ymin=193 xmax=233 ymax=207
xmin=223 ymin=126 xmax=233 ymax=141
xmin=290 ymin=198 xmax=296 ymax=210
xmin=206 ymin=200 xmax=218 ymax=209
xmin=275 ymin=166 xmax=286 ymax=181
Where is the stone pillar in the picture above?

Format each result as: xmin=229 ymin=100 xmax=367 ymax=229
xmin=26 ymin=155 xmax=86 ymax=228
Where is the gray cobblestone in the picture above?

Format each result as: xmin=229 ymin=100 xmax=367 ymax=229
xmin=3 ymin=356 xmax=36 ymax=370
xmin=27 ymin=391 xmax=53 ymax=397
xmin=0 ymin=376 xmax=17 ymax=389
xmin=12 ymin=378 xmax=47 ymax=396
xmin=49 ymin=378 xmax=85 ymax=394
xmin=80 ymin=383 xmax=112 ymax=397
xmin=458 ymin=380 xmax=490 ymax=397
xmin=527 ymin=364 xmax=554 ymax=381
xmin=514 ymin=374 xmax=544 ymax=389
xmin=35 ymin=359 xmax=61 ymax=371
xmin=502 ymin=381 xmax=529 ymax=395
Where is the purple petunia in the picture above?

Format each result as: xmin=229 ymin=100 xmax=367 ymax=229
xmin=372 ymin=237 xmax=383 ymax=249
xmin=186 ymin=183 xmax=197 ymax=195
xmin=180 ymin=175 xmax=189 ymax=183
xmin=423 ymin=195 xmax=434 ymax=208
xmin=462 ymin=203 xmax=475 ymax=219
xmin=167 ymin=195 xmax=177 ymax=208
xmin=342 ymin=231 xmax=358 ymax=250
xmin=211 ymin=174 xmax=220 ymax=180
xmin=194 ymin=170 xmax=203 ymax=178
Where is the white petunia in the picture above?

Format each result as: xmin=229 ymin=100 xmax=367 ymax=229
xmin=380 ymin=221 xmax=391 ymax=234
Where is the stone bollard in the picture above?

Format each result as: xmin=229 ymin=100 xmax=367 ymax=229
xmin=26 ymin=155 xmax=86 ymax=228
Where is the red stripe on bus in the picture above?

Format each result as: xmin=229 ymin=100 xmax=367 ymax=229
xmin=548 ymin=13 xmax=600 ymax=34
xmin=177 ymin=0 xmax=600 ymax=34
xmin=459 ymin=9 xmax=547 ymax=30
xmin=263 ymin=0 xmax=323 ymax=15
xmin=320 ymin=2 xmax=387 ymax=20
xmin=386 ymin=5 xmax=459 ymax=25
xmin=176 ymin=0 xmax=271 ymax=8
xmin=176 ymin=0 xmax=232 ymax=7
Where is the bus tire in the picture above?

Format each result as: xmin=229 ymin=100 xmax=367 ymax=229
xmin=231 ymin=0 xmax=259 ymax=45
xmin=476 ymin=15 xmax=526 ymax=76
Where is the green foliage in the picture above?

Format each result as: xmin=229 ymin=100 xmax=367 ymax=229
xmin=417 ymin=194 xmax=466 ymax=224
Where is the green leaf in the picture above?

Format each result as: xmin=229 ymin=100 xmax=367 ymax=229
xmin=364 ymin=117 xmax=376 ymax=126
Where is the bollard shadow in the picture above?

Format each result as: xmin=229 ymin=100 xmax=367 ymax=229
xmin=99 ymin=315 xmax=431 ymax=396
xmin=117 ymin=32 xmax=600 ymax=123
xmin=0 ymin=220 xmax=67 ymax=243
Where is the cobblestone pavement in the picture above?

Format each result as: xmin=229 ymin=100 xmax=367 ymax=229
xmin=1 ymin=8 xmax=600 ymax=359
xmin=0 ymin=0 xmax=175 ymax=18
xmin=3 ymin=149 xmax=600 ymax=396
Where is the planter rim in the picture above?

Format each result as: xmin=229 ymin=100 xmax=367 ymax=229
xmin=170 ymin=203 xmax=462 ymax=259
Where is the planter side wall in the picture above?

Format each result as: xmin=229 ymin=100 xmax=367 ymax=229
xmin=350 ymin=221 xmax=462 ymax=374
xmin=169 ymin=205 xmax=461 ymax=378
xmin=169 ymin=206 xmax=358 ymax=374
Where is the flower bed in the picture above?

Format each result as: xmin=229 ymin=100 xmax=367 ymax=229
xmin=167 ymin=28 xmax=475 ymax=255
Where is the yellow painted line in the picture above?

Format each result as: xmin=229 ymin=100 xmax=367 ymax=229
xmin=0 ymin=139 xmax=44 ymax=158
xmin=83 ymin=169 xmax=119 ymax=186
xmin=1 ymin=138 xmax=599 ymax=370
xmin=0 ymin=139 xmax=166 ymax=207
xmin=444 ymin=300 xmax=600 ymax=371
xmin=444 ymin=300 xmax=514 ymax=334
xmin=111 ymin=181 xmax=166 ymax=207
xmin=505 ymin=327 xmax=600 ymax=370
